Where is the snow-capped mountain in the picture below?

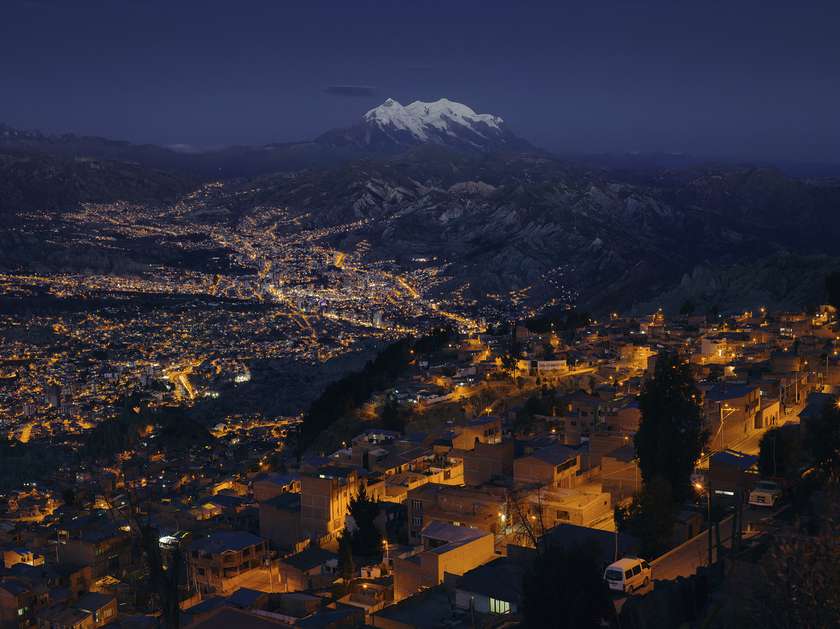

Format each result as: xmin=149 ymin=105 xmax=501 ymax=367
xmin=317 ymin=97 xmax=531 ymax=153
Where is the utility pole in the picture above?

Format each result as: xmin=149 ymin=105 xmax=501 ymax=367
xmin=706 ymin=490 xmax=713 ymax=566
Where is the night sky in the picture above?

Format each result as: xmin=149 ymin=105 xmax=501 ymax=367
xmin=2 ymin=0 xmax=838 ymax=163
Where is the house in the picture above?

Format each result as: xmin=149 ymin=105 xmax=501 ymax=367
xmin=276 ymin=546 xmax=338 ymax=592
xmin=186 ymin=607 xmax=289 ymax=629
xmin=74 ymin=592 xmax=117 ymax=628
xmin=708 ymin=449 xmax=759 ymax=503
xmin=189 ymin=599 xmax=364 ymax=629
xmin=405 ymin=484 xmax=507 ymax=545
xmin=459 ymin=440 xmax=514 ymax=486
xmin=526 ymin=486 xmax=612 ymax=529
xmin=605 ymin=399 xmax=641 ymax=433
xmin=599 ymin=444 xmax=641 ymax=501
xmin=757 ymin=398 xmax=781 ymax=429
xmin=259 ymin=493 xmax=303 ymax=551
xmin=371 ymin=585 xmax=455 ymax=629
xmin=225 ymin=587 xmax=269 ymax=611
xmin=35 ymin=606 xmax=92 ymax=629
xmin=393 ymin=522 xmax=495 ymax=602
xmin=3 ymin=563 xmax=92 ymax=601
xmin=252 ymin=474 xmax=300 ymax=503
xmin=451 ymin=417 xmax=502 ymax=449
xmin=587 ymin=432 xmax=633 ymax=468
xmin=3 ymin=548 xmax=45 ymax=569
xmin=338 ymin=578 xmax=393 ymax=619
xmin=561 ymin=391 xmax=604 ymax=431
xmin=299 ymin=467 xmax=361 ymax=542
xmin=513 ymin=443 xmax=580 ymax=488
xmin=702 ymin=383 xmax=761 ymax=450
xmin=58 ymin=522 xmax=131 ymax=580
xmin=455 ymin=556 xmax=527 ymax=617
xmin=187 ymin=532 xmax=269 ymax=594
xmin=0 ymin=578 xmax=46 ymax=629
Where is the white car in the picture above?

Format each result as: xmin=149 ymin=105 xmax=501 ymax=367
xmin=604 ymin=557 xmax=651 ymax=593
xmin=748 ymin=480 xmax=783 ymax=507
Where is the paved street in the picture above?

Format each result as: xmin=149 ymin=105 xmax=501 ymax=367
xmin=652 ymin=516 xmax=734 ymax=581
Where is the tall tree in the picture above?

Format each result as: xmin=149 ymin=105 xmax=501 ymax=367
xmin=614 ymin=477 xmax=676 ymax=558
xmin=348 ymin=484 xmax=381 ymax=556
xmin=522 ymin=542 xmax=615 ymax=629
xmin=500 ymin=345 xmax=520 ymax=377
xmin=337 ymin=531 xmax=355 ymax=591
xmin=380 ymin=399 xmax=404 ymax=433
xmin=804 ymin=397 xmax=840 ymax=473
xmin=758 ymin=425 xmax=802 ymax=479
xmin=635 ymin=352 xmax=708 ymax=502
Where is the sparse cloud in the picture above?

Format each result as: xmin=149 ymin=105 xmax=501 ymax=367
xmin=166 ymin=143 xmax=205 ymax=154
xmin=324 ymin=85 xmax=378 ymax=98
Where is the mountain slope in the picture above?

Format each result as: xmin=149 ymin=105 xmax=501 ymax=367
xmin=0 ymin=151 xmax=193 ymax=214
xmin=3 ymin=110 xmax=840 ymax=316
xmin=206 ymin=149 xmax=840 ymax=313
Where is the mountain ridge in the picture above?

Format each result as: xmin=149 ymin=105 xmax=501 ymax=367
xmin=0 ymin=98 xmax=534 ymax=178
xmin=2 ymin=104 xmax=840 ymax=314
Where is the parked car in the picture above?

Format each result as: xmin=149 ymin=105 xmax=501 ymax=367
xmin=748 ymin=480 xmax=783 ymax=507
xmin=603 ymin=557 xmax=651 ymax=593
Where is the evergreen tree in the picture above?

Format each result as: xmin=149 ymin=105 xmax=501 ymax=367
xmin=758 ymin=425 xmax=802 ymax=479
xmin=500 ymin=350 xmax=519 ymax=377
xmin=615 ymin=477 xmax=676 ymax=558
xmin=635 ymin=352 xmax=708 ymax=502
xmin=337 ymin=531 xmax=355 ymax=588
xmin=380 ymin=399 xmax=404 ymax=432
xmin=348 ymin=484 xmax=381 ymax=556
xmin=805 ymin=397 xmax=840 ymax=473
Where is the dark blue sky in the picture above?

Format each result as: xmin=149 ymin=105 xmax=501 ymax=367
xmin=2 ymin=0 xmax=838 ymax=162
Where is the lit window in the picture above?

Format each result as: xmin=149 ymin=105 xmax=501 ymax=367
xmin=489 ymin=598 xmax=510 ymax=614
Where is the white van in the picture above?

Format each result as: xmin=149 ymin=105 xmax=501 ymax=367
xmin=603 ymin=557 xmax=651 ymax=593
xmin=748 ymin=480 xmax=783 ymax=507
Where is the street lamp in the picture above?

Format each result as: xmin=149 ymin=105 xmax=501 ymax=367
xmin=694 ymin=481 xmax=712 ymax=566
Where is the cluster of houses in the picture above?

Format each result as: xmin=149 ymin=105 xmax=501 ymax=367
xmin=1 ymin=306 xmax=838 ymax=628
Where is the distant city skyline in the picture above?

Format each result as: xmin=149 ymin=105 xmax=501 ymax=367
xmin=2 ymin=0 xmax=839 ymax=163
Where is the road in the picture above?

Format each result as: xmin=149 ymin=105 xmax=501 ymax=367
xmin=651 ymin=516 xmax=734 ymax=581
xmin=612 ymin=402 xmax=805 ymax=613
xmin=697 ymin=399 xmax=804 ymax=469
xmin=652 ymin=501 xmax=783 ymax=582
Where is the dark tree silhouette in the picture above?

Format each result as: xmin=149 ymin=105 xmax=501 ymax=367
xmin=337 ymin=531 xmax=355 ymax=592
xmin=635 ymin=352 xmax=708 ymax=502
xmin=615 ymin=476 xmax=676 ymax=558
xmin=380 ymin=399 xmax=404 ymax=433
xmin=758 ymin=425 xmax=802 ymax=479
xmin=348 ymin=484 xmax=382 ymax=556
xmin=805 ymin=397 xmax=840 ymax=473
xmin=300 ymin=329 xmax=452 ymax=452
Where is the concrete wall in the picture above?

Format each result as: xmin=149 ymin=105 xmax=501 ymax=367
xmin=393 ymin=533 xmax=495 ymax=601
